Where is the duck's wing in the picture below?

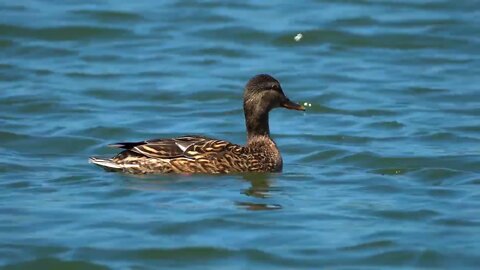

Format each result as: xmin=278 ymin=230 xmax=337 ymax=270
xmin=109 ymin=135 xmax=242 ymax=159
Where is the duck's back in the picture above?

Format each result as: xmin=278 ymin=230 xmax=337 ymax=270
xmin=90 ymin=135 xmax=282 ymax=174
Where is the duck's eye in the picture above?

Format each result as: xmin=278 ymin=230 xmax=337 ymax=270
xmin=271 ymin=85 xmax=279 ymax=91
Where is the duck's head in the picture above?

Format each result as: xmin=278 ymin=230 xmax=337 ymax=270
xmin=243 ymin=74 xmax=304 ymax=113
xmin=243 ymin=74 xmax=304 ymax=139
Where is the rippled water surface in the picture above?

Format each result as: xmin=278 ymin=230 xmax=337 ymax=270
xmin=1 ymin=0 xmax=480 ymax=269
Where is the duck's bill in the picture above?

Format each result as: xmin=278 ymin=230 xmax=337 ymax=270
xmin=281 ymin=99 xmax=305 ymax=111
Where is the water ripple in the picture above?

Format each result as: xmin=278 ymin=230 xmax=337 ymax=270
xmin=0 ymin=24 xmax=134 ymax=41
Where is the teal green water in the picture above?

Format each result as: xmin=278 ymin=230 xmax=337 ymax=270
xmin=1 ymin=1 xmax=480 ymax=269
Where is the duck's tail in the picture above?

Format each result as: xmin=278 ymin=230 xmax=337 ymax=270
xmin=89 ymin=156 xmax=123 ymax=170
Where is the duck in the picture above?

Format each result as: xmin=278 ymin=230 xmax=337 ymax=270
xmin=89 ymin=74 xmax=305 ymax=174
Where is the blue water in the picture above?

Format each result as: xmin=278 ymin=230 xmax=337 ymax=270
xmin=1 ymin=0 xmax=480 ymax=269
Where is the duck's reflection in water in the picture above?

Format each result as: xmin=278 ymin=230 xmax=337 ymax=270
xmin=235 ymin=201 xmax=282 ymax=211
xmin=122 ymin=173 xmax=283 ymax=211
xmin=236 ymin=173 xmax=282 ymax=211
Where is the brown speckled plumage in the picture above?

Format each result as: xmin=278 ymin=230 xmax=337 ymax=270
xmin=89 ymin=74 xmax=304 ymax=174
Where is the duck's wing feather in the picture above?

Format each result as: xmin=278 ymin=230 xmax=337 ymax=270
xmin=109 ymin=135 xmax=241 ymax=159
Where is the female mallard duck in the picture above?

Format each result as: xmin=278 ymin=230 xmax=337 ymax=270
xmin=89 ymin=74 xmax=305 ymax=174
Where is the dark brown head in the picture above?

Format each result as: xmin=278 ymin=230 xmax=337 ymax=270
xmin=243 ymin=74 xmax=304 ymax=140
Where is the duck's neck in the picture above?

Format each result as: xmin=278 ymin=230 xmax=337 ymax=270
xmin=245 ymin=107 xmax=271 ymax=143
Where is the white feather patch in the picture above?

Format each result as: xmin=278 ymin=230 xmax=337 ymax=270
xmin=175 ymin=141 xmax=193 ymax=153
